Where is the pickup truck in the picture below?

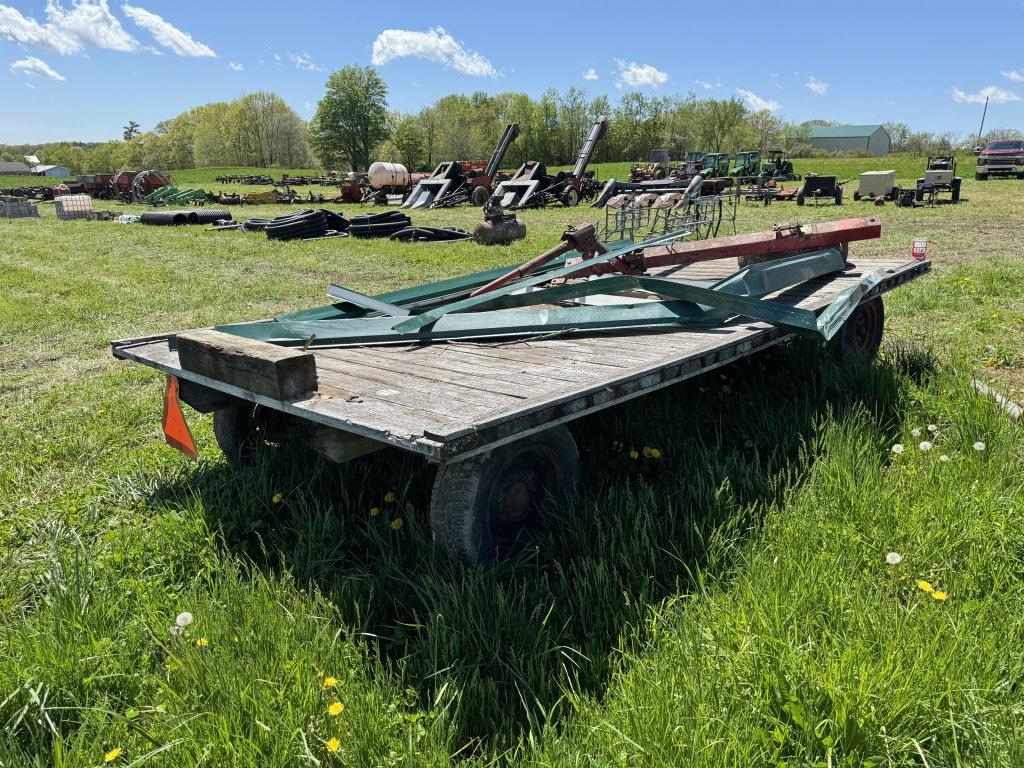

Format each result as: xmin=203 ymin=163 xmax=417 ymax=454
xmin=975 ymin=139 xmax=1024 ymax=180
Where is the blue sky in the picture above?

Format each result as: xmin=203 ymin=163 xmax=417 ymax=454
xmin=2 ymin=0 xmax=1023 ymax=144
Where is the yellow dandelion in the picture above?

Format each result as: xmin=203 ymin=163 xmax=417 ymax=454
xmin=104 ymin=747 xmax=122 ymax=763
xmin=649 ymin=448 xmax=661 ymax=459
xmin=384 ymin=491 xmax=396 ymax=503
xmin=391 ymin=518 xmax=404 ymax=530
xmin=272 ymin=492 xmax=283 ymax=503
xmin=97 ymin=407 xmax=106 ymax=415
xmin=629 ymin=450 xmax=639 ymax=460
xmin=322 ymin=676 xmax=338 ymax=689
xmin=915 ymin=579 xmax=934 ymax=594
xmin=642 ymin=447 xmax=653 ymax=457
xmin=328 ymin=701 xmax=344 ymax=716
xmin=369 ymin=507 xmax=380 ymax=517
xmin=932 ymin=590 xmax=948 ymax=601
xmin=325 ymin=737 xmax=341 ymax=754
xmin=195 ymin=637 xmax=209 ymax=649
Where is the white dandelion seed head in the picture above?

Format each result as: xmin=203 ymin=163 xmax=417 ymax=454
xmin=919 ymin=441 xmax=933 ymax=451
xmin=169 ymin=625 xmax=184 ymax=637
xmin=940 ymin=455 xmax=950 ymax=462
xmin=175 ymin=612 xmax=193 ymax=628
xmin=891 ymin=443 xmax=905 ymax=454
xmin=974 ymin=441 xmax=987 ymax=451
xmin=885 ymin=551 xmax=903 ymax=565
xmin=911 ymin=428 xmax=922 ymax=438
xmin=928 ymin=424 xmax=938 ymax=433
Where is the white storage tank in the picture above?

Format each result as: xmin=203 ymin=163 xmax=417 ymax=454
xmin=856 ymin=170 xmax=895 ymax=199
xmin=367 ymin=162 xmax=410 ymax=191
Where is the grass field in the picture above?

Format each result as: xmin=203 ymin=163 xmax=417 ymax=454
xmin=2 ymin=157 xmax=1024 ymax=766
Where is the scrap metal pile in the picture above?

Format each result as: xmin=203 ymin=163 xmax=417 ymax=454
xmin=210 ymin=216 xmax=886 ymax=349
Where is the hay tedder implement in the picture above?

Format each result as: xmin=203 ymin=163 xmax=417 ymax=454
xmin=489 ymin=116 xmax=608 ymax=208
xmin=402 ymin=123 xmax=520 ymax=209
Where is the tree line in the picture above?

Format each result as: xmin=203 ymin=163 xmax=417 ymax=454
xmin=4 ymin=64 xmax=1022 ymax=176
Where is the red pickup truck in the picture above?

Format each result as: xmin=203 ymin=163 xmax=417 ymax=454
xmin=975 ymin=139 xmax=1024 ymax=180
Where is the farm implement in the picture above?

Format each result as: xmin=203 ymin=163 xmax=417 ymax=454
xmin=143 ymin=186 xmax=210 ymax=206
xmin=489 ymin=116 xmax=608 ymax=208
xmin=403 ymin=123 xmax=520 ymax=209
xmin=113 ymin=214 xmax=928 ymax=565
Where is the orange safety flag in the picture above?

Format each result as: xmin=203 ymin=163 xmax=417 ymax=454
xmin=163 ymin=374 xmax=197 ymax=460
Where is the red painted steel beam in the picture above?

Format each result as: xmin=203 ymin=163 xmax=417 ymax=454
xmin=640 ymin=216 xmax=881 ymax=269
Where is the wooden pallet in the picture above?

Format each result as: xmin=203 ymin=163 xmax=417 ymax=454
xmin=112 ymin=257 xmax=929 ymax=462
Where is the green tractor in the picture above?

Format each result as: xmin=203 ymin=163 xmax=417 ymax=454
xmin=700 ymin=152 xmax=732 ymax=179
xmin=729 ymin=151 xmax=761 ymax=179
xmin=761 ymin=150 xmax=800 ymax=182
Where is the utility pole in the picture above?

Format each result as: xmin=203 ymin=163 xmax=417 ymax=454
xmin=976 ymin=96 xmax=989 ymax=146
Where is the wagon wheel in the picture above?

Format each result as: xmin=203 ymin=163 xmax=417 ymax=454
xmin=470 ymin=185 xmax=490 ymax=207
xmin=213 ymin=403 xmax=267 ymax=468
xmin=429 ymin=426 xmax=581 ymax=564
xmin=561 ymin=187 xmax=581 ymax=207
xmin=831 ymin=297 xmax=884 ymax=362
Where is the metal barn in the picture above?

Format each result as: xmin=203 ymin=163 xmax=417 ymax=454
xmin=807 ymin=125 xmax=890 ymax=156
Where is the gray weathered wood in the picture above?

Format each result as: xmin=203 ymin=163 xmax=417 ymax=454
xmin=176 ymin=329 xmax=317 ymax=401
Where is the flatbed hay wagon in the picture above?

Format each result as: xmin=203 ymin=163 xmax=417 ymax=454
xmin=113 ymin=217 xmax=928 ymax=565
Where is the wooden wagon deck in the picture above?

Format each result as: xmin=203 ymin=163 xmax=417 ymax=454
xmin=112 ymin=256 xmax=928 ymax=463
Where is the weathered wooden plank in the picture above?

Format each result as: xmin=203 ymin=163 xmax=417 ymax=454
xmin=176 ymin=329 xmax=317 ymax=400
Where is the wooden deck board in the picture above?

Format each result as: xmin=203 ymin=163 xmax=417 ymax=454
xmin=112 ymin=258 xmax=928 ymax=461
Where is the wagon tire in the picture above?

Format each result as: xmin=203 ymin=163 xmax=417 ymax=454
xmin=796 ymin=186 xmax=806 ymax=206
xmin=561 ymin=187 xmax=581 ymax=207
xmin=429 ymin=426 xmax=581 ymax=565
xmin=213 ymin=404 xmax=264 ymax=469
xmin=853 ymin=190 xmax=861 ymax=201
xmin=471 ymin=185 xmax=490 ymax=207
xmin=830 ymin=297 xmax=884 ymax=362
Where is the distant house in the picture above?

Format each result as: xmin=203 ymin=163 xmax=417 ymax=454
xmin=33 ymin=164 xmax=72 ymax=178
xmin=0 ymin=161 xmax=31 ymax=175
xmin=807 ymin=125 xmax=890 ymax=156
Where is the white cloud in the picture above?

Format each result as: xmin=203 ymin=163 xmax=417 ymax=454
xmin=52 ymin=0 xmax=136 ymax=52
xmin=1002 ymin=70 xmax=1023 ymax=82
xmin=805 ymin=75 xmax=828 ymax=95
xmin=371 ymin=26 xmax=498 ymax=77
xmin=695 ymin=78 xmax=720 ymax=90
xmin=286 ymin=51 xmax=320 ymax=71
xmin=582 ymin=67 xmax=598 ymax=80
xmin=950 ymin=85 xmax=1020 ymax=104
xmin=273 ymin=52 xmax=281 ymax=61
xmin=773 ymin=82 xmax=784 ymax=90
xmin=304 ymin=101 xmax=312 ymax=112
xmin=614 ymin=58 xmax=668 ymax=88
xmin=736 ymin=88 xmax=780 ymax=112
xmin=143 ymin=44 xmax=162 ymax=55
xmin=0 ymin=0 xmax=136 ymax=54
xmin=228 ymin=61 xmax=243 ymax=71
xmin=10 ymin=55 xmax=65 ymax=80
xmin=121 ymin=5 xmax=215 ymax=57
xmin=24 ymin=81 xmax=36 ymax=89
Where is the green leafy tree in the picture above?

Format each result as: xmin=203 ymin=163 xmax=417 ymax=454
xmin=389 ymin=115 xmax=427 ymax=171
xmin=310 ymin=65 xmax=389 ymax=171
xmin=122 ymin=121 xmax=140 ymax=141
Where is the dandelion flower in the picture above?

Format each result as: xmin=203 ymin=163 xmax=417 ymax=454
xmin=885 ymin=551 xmax=902 ymax=565
xmin=629 ymin=449 xmax=639 ymax=460
xmin=649 ymin=448 xmax=661 ymax=459
xmin=932 ymin=590 xmax=948 ymax=601
xmin=322 ymin=676 xmax=338 ymax=689
xmin=169 ymin=625 xmax=184 ymax=637
xmin=916 ymin=579 xmax=934 ymax=593
xmin=891 ymin=444 xmax=905 ymax=454
xmin=974 ymin=441 xmax=986 ymax=451
xmin=272 ymin=492 xmax=283 ymax=504
xmin=326 ymin=737 xmax=341 ymax=753
xmin=369 ymin=507 xmax=380 ymax=517
xmin=911 ymin=427 xmax=921 ymax=438
xmin=384 ymin=491 xmax=396 ymax=503
xmin=195 ymin=637 xmax=209 ymax=649
xmin=390 ymin=518 xmax=404 ymax=530
xmin=919 ymin=441 xmax=933 ymax=451
xmin=928 ymin=424 xmax=938 ymax=433
xmin=104 ymin=747 xmax=122 ymax=763
xmin=328 ymin=701 xmax=344 ymax=716
xmin=940 ymin=455 xmax=950 ymax=462
xmin=175 ymin=612 xmax=193 ymax=628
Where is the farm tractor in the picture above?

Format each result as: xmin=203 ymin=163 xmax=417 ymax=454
xmin=730 ymin=151 xmax=761 ymax=180
xmin=761 ymin=151 xmax=800 ymax=182
xmin=403 ymin=123 xmax=521 ymax=209
xmin=913 ymin=156 xmax=961 ymax=203
xmin=630 ymin=149 xmax=671 ymax=182
xmin=490 ymin=116 xmax=608 ymax=208
xmin=700 ymin=153 xmax=732 ymax=179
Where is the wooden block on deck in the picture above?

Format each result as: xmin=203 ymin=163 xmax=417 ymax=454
xmin=176 ymin=329 xmax=317 ymax=401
